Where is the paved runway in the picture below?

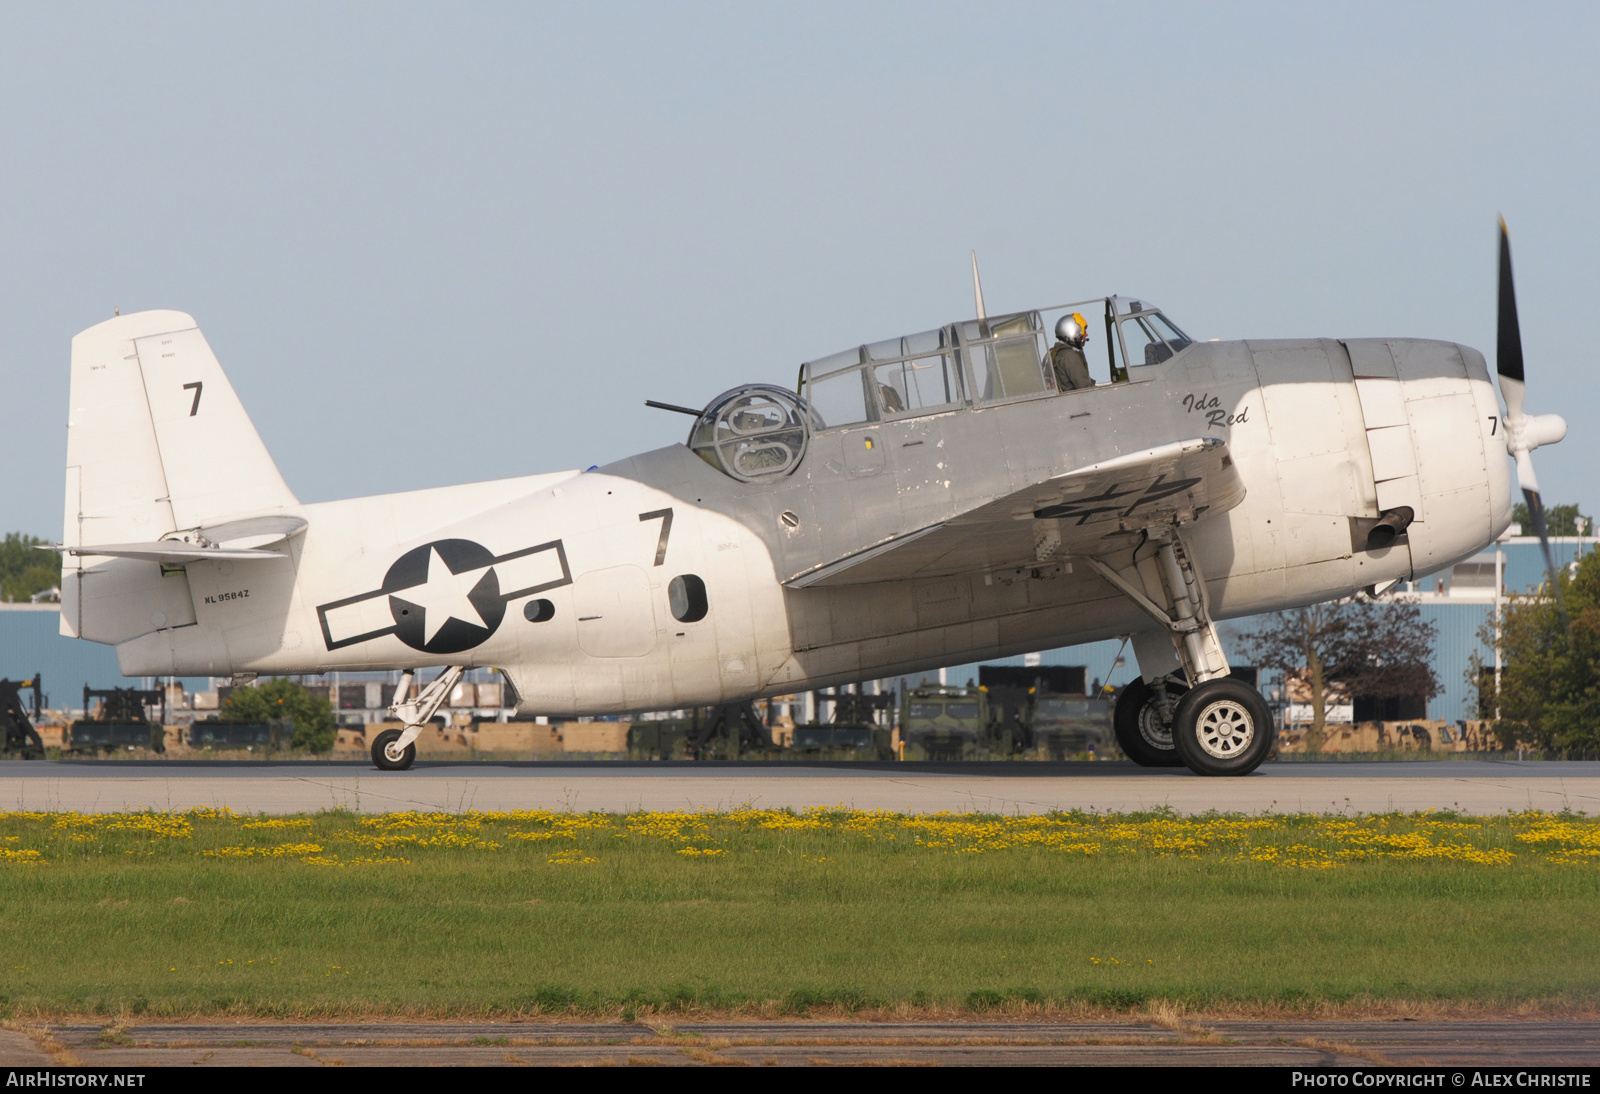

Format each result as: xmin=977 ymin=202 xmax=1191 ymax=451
xmin=1 ymin=759 xmax=1597 ymax=815
xmin=6 ymin=1018 xmax=1599 ymax=1067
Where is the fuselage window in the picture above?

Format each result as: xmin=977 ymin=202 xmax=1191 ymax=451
xmin=1120 ymin=308 xmax=1193 ymax=367
xmin=799 ymin=349 xmax=873 ymax=429
xmin=668 ymin=574 xmax=708 ymax=623
xmin=1147 ymin=313 xmax=1192 ymax=352
xmin=960 ymin=314 xmax=1053 ymax=404
xmin=524 ymin=599 xmax=555 ymax=623
xmin=867 ymin=327 xmax=963 ymax=418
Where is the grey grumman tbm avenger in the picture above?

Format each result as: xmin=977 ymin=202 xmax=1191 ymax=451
xmin=56 ymin=225 xmax=1566 ymax=776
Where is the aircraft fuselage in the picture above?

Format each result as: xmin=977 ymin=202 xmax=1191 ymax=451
xmin=104 ymin=334 xmax=1510 ymax=716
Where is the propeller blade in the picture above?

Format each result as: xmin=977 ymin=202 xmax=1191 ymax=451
xmin=1498 ymin=218 xmax=1525 ymax=390
xmin=1497 ymin=220 xmax=1571 ymax=640
xmin=1522 ymin=487 xmax=1571 ymax=631
xmin=1500 ymin=374 xmax=1526 ymax=432
xmin=1513 ymin=447 xmax=1540 ymax=497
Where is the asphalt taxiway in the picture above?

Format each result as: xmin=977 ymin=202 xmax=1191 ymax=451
xmin=0 ymin=759 xmax=1596 ymax=815
xmin=5 ymin=1017 xmax=1598 ymax=1067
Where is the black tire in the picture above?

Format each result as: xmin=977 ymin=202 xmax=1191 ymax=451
xmin=1172 ymin=677 xmax=1274 ymax=776
xmin=1113 ymin=677 xmax=1188 ymax=767
xmin=371 ymin=728 xmax=416 ymax=771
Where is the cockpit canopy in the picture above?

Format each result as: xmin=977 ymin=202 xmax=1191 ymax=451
xmin=800 ymin=296 xmax=1191 ymax=430
xmin=684 ymin=296 xmax=1192 ymax=480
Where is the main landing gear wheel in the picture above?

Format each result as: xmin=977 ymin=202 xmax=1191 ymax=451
xmin=1172 ymin=678 xmax=1274 ymax=777
xmin=371 ymin=728 xmax=416 ymax=771
xmin=1113 ymin=677 xmax=1188 ymax=767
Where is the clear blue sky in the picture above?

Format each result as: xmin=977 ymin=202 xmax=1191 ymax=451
xmin=3 ymin=2 xmax=1597 ymax=536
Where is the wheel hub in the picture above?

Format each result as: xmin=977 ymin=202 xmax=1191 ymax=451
xmin=1193 ymin=699 xmax=1254 ymax=758
xmin=385 ymin=741 xmax=408 ymax=762
xmin=1137 ymin=701 xmax=1173 ymax=749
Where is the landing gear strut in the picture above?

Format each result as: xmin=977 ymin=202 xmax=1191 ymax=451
xmin=372 ymin=666 xmax=464 ymax=771
xmin=1090 ymin=524 xmax=1271 ymax=776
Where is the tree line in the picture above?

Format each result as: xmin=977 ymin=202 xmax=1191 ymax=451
xmin=217 ymin=679 xmax=336 ymax=753
xmin=0 ymin=532 xmax=60 ymax=602
xmin=1473 ymin=545 xmax=1600 ymax=752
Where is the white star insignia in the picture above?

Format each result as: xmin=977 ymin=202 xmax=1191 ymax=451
xmin=399 ymin=546 xmax=491 ymax=643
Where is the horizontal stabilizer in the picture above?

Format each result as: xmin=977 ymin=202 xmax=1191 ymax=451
xmin=786 ymin=437 xmax=1244 ymax=588
xmin=66 ymin=514 xmax=306 ymax=563
xmin=66 ymin=541 xmax=288 ymax=563
xmin=176 ymin=514 xmax=307 ymax=549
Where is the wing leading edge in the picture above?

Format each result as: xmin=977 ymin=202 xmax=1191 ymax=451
xmin=786 ymin=437 xmax=1244 ymax=588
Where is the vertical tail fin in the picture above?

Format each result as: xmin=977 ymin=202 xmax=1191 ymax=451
xmin=124 ymin=314 xmax=297 ymax=527
xmin=62 ymin=311 xmax=299 ymax=641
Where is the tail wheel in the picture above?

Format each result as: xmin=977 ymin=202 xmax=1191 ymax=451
xmin=1172 ymin=678 xmax=1274 ymax=777
xmin=1113 ymin=677 xmax=1187 ymax=767
xmin=371 ymin=728 xmax=416 ymax=771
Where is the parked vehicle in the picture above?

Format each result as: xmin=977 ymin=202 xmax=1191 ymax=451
xmin=0 ymin=675 xmax=45 ymax=759
xmin=900 ymin=684 xmax=989 ymax=760
xmin=187 ymin=719 xmax=292 ymax=752
xmin=68 ymin=686 xmax=165 ymax=754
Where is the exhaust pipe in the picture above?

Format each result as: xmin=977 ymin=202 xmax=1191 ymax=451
xmin=1367 ymin=506 xmax=1415 ymax=550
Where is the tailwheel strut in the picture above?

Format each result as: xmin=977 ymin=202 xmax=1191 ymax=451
xmin=372 ymin=666 xmax=465 ymax=771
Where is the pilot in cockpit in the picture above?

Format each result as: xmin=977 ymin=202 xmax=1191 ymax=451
xmin=1048 ymin=313 xmax=1095 ymax=391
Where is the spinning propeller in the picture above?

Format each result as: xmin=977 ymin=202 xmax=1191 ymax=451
xmin=1496 ymin=219 xmax=1571 ymax=620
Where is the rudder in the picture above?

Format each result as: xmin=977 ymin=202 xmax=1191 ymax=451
xmin=129 ymin=319 xmax=298 ymax=528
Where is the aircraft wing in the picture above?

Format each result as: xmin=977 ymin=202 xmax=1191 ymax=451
xmin=786 ymin=437 xmax=1244 ymax=588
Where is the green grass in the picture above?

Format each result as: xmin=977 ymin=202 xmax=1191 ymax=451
xmin=0 ymin=807 xmax=1597 ymax=1018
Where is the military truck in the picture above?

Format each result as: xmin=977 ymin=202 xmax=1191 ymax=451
xmin=790 ymin=723 xmax=893 ymax=758
xmin=187 ymin=719 xmax=293 ymax=752
xmin=977 ymin=665 xmax=1081 ymax=756
xmin=628 ymin=701 xmax=774 ymax=760
xmin=976 ymin=664 xmax=1115 ymax=759
xmin=787 ymin=688 xmax=895 ymax=759
xmin=68 ymin=686 xmax=166 ymax=754
xmin=1030 ymin=695 xmax=1113 ymax=758
xmin=628 ymin=717 xmax=691 ymax=760
xmin=900 ymin=684 xmax=989 ymax=760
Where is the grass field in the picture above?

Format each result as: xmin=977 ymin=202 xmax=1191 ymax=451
xmin=1 ymin=807 xmax=1598 ymax=1019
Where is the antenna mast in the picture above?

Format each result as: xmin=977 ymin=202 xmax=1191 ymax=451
xmin=970 ymin=251 xmax=987 ymax=321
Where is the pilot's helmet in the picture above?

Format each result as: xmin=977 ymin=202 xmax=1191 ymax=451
xmin=1055 ymin=313 xmax=1090 ymax=348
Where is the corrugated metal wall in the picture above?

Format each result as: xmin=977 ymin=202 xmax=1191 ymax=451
xmin=1418 ymin=602 xmax=1494 ymax=722
xmin=0 ymin=607 xmax=206 ymax=708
